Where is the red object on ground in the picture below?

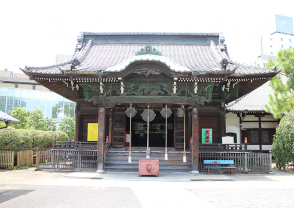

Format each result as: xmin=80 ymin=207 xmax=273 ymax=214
xmin=139 ymin=158 xmax=159 ymax=177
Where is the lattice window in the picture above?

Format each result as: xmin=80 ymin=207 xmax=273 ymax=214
xmin=250 ymin=131 xmax=259 ymax=143
xmin=261 ymin=131 xmax=270 ymax=143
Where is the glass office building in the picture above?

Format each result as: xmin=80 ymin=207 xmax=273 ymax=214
xmin=0 ymin=87 xmax=76 ymax=122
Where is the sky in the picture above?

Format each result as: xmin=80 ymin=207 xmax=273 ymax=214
xmin=1 ymin=0 xmax=294 ymax=73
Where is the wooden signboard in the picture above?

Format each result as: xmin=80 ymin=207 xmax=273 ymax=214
xmin=202 ymin=128 xmax=212 ymax=143
xmin=88 ymin=123 xmax=98 ymax=141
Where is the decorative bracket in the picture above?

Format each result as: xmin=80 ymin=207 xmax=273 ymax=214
xmin=173 ymin=78 xmax=177 ymax=94
xmin=135 ymin=45 xmax=162 ymax=56
xmin=100 ymin=81 xmax=104 ymax=93
xmin=118 ymin=78 xmax=124 ymax=94
xmin=233 ymin=81 xmax=238 ymax=88
xmin=194 ymin=82 xmax=198 ymax=94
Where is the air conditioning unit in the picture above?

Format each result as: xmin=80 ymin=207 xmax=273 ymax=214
xmin=222 ymin=136 xmax=234 ymax=144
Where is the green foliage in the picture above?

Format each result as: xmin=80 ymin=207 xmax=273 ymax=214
xmin=265 ymin=48 xmax=294 ymax=118
xmin=0 ymin=121 xmax=6 ymax=128
xmin=28 ymin=107 xmax=46 ymax=130
xmin=271 ymin=109 xmax=294 ymax=169
xmin=265 ymin=58 xmax=276 ymax=67
xmin=0 ymin=128 xmax=68 ymax=150
xmin=9 ymin=107 xmax=29 ymax=129
xmin=58 ymin=116 xmax=75 ymax=140
xmin=42 ymin=118 xmax=57 ymax=131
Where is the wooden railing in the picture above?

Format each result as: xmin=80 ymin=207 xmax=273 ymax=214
xmin=198 ymin=143 xmax=247 ymax=152
xmin=198 ymin=152 xmax=272 ymax=173
xmin=36 ymin=149 xmax=98 ymax=171
xmin=36 ymin=149 xmax=272 ymax=173
xmin=53 ymin=141 xmax=97 ymax=150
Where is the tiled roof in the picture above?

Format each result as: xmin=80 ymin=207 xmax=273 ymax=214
xmin=226 ymin=81 xmax=273 ymax=112
xmin=21 ymin=40 xmax=278 ymax=76
xmin=83 ymin=32 xmax=221 ymax=36
xmin=0 ymin=111 xmax=21 ymax=124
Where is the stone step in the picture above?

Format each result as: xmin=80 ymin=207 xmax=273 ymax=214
xmin=105 ymin=149 xmax=192 ymax=173
xmin=105 ymin=167 xmax=191 ymax=173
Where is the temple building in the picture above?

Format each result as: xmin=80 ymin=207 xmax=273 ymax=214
xmin=21 ymin=32 xmax=279 ymax=173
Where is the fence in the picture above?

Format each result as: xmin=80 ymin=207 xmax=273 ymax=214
xmin=0 ymin=150 xmax=14 ymax=169
xmin=17 ymin=150 xmax=33 ymax=167
xmin=36 ymin=149 xmax=272 ymax=173
xmin=199 ymin=152 xmax=272 ymax=173
xmin=0 ymin=149 xmax=53 ymax=169
xmin=198 ymin=143 xmax=247 ymax=152
xmin=36 ymin=149 xmax=98 ymax=171
xmin=53 ymin=141 xmax=97 ymax=150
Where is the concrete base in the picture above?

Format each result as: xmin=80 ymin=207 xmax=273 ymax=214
xmin=96 ymin=170 xmax=105 ymax=174
xmin=191 ymin=171 xmax=199 ymax=175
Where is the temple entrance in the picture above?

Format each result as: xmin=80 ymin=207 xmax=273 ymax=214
xmin=126 ymin=110 xmax=174 ymax=147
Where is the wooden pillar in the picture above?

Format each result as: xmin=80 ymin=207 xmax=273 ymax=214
xmin=222 ymin=113 xmax=226 ymax=137
xmin=191 ymin=105 xmax=199 ymax=174
xmin=75 ymin=102 xmax=80 ymax=141
xmin=258 ymin=115 xmax=262 ymax=152
xmin=108 ymin=109 xmax=113 ymax=147
xmin=97 ymin=105 xmax=105 ymax=173
xmin=188 ymin=111 xmax=192 ymax=151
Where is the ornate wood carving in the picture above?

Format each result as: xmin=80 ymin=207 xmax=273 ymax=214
xmin=135 ymin=45 xmax=162 ymax=56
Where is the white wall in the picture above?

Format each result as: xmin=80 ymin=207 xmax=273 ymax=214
xmin=225 ymin=112 xmax=278 ymax=151
xmin=225 ymin=112 xmax=241 ymax=144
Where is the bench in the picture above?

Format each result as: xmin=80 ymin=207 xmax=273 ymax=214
xmin=204 ymin=160 xmax=236 ymax=175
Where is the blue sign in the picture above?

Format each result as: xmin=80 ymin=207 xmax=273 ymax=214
xmin=275 ymin=14 xmax=293 ymax=35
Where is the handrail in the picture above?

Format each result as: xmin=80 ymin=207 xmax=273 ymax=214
xmin=198 ymin=143 xmax=247 ymax=152
xmin=53 ymin=141 xmax=97 ymax=149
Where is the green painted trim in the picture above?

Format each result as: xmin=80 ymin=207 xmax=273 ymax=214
xmin=135 ymin=45 xmax=162 ymax=56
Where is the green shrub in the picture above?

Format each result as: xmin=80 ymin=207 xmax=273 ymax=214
xmin=271 ymin=109 xmax=294 ymax=169
xmin=0 ymin=127 xmax=69 ymax=150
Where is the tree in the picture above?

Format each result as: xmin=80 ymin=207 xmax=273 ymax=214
xmin=271 ymin=109 xmax=294 ymax=170
xmin=265 ymin=58 xmax=276 ymax=68
xmin=58 ymin=116 xmax=75 ymax=140
xmin=42 ymin=118 xmax=57 ymax=131
xmin=9 ymin=107 xmax=29 ymax=129
xmin=28 ymin=108 xmax=47 ymax=130
xmin=265 ymin=48 xmax=294 ymax=118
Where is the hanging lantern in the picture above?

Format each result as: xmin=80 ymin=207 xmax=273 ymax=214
xmin=160 ymin=107 xmax=172 ymax=118
xmin=177 ymin=107 xmax=184 ymax=117
xmin=125 ymin=107 xmax=137 ymax=117
xmin=141 ymin=108 xmax=156 ymax=122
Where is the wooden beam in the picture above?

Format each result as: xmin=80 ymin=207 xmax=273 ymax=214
xmin=191 ymin=105 xmax=199 ymax=174
xmin=97 ymin=106 xmax=105 ymax=173
xmin=108 ymin=109 xmax=113 ymax=147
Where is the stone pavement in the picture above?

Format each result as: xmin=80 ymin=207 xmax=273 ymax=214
xmin=1 ymin=168 xmax=294 ymax=212
xmin=1 ymin=167 xmax=294 ymax=183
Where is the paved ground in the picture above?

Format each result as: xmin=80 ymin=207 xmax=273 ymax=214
xmin=0 ymin=168 xmax=294 ymax=216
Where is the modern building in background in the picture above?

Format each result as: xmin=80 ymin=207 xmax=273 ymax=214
xmin=256 ymin=14 xmax=294 ymax=67
xmin=0 ymin=69 xmax=76 ymax=124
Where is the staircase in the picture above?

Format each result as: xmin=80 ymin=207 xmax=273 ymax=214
xmin=105 ymin=147 xmax=192 ymax=173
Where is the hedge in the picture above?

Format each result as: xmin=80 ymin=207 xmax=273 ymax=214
xmin=0 ymin=127 xmax=69 ymax=150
